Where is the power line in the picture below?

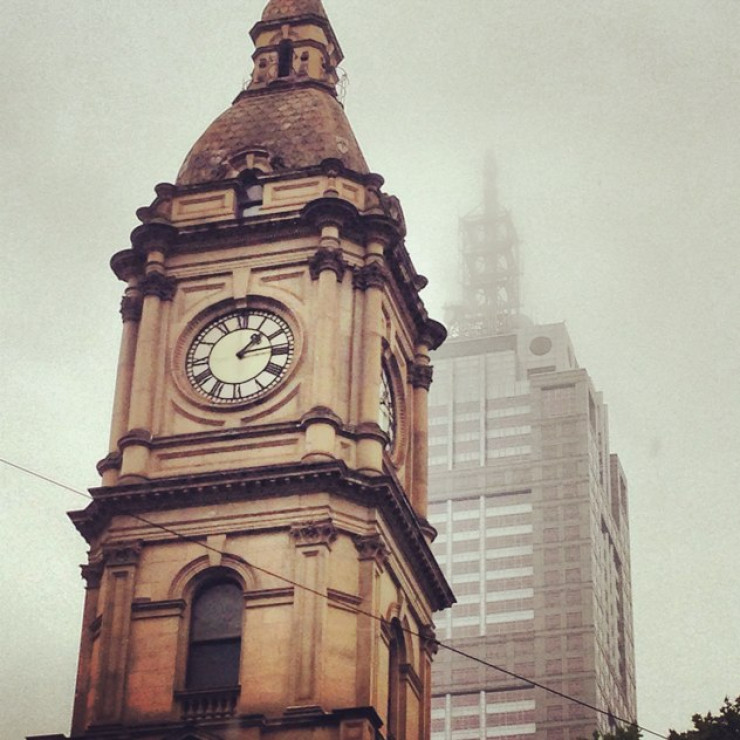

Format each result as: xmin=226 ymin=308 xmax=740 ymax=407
xmin=0 ymin=456 xmax=665 ymax=740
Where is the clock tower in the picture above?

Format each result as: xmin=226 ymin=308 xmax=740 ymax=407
xmin=39 ymin=2 xmax=453 ymax=740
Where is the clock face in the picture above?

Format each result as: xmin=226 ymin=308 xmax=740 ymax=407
xmin=186 ymin=309 xmax=294 ymax=404
xmin=378 ymin=365 xmax=396 ymax=448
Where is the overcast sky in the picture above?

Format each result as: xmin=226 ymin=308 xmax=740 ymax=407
xmin=1 ymin=1 xmax=739 ymax=738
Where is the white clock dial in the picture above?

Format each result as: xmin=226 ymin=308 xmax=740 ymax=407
xmin=186 ymin=309 xmax=294 ymax=404
xmin=379 ymin=364 xmax=396 ymax=448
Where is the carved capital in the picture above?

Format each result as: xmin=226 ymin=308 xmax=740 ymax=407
xmin=96 ymin=451 xmax=122 ymax=476
xmin=141 ymin=271 xmax=177 ymax=301
xmin=80 ymin=561 xmax=104 ymax=588
xmin=354 ymin=534 xmax=389 ymax=567
xmin=119 ymin=293 xmax=143 ymax=322
xmin=290 ymin=519 xmax=338 ymax=549
xmin=408 ymin=362 xmax=434 ymax=391
xmin=309 ymin=247 xmax=346 ymax=282
xmin=103 ymin=541 xmax=143 ymax=567
xmin=420 ymin=624 xmax=439 ymax=657
xmin=352 ymin=262 xmax=387 ymax=291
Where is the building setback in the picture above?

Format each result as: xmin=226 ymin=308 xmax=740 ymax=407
xmin=428 ymin=164 xmax=636 ymax=740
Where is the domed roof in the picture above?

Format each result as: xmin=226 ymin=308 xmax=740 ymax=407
xmin=261 ymin=0 xmax=327 ymax=21
xmin=176 ymin=87 xmax=368 ymax=186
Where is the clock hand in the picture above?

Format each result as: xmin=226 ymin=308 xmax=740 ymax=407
xmin=236 ymin=332 xmax=263 ymax=359
xmin=236 ymin=345 xmax=272 ymax=358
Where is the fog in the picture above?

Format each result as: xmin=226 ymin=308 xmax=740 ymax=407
xmin=1 ymin=1 xmax=739 ymax=738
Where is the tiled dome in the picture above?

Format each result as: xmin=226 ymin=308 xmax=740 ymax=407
xmin=176 ymin=87 xmax=368 ymax=186
xmin=261 ymin=0 xmax=328 ymax=21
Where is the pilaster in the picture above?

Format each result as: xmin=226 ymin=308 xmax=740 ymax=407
xmin=290 ymin=519 xmax=338 ymax=707
xmin=119 ymin=223 xmax=177 ymax=481
xmin=304 ymin=227 xmax=347 ymax=462
xmin=354 ymin=534 xmax=389 ymax=707
xmin=353 ymin=239 xmax=389 ymax=475
xmin=91 ymin=542 xmax=142 ymax=728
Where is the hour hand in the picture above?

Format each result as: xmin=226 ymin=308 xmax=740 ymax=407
xmin=236 ymin=332 xmax=262 ymax=359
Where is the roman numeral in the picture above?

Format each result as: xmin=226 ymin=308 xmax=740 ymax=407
xmin=267 ymin=329 xmax=285 ymax=341
xmin=194 ymin=368 xmax=213 ymax=385
xmin=265 ymin=362 xmax=283 ymax=376
xmin=271 ymin=344 xmax=289 ymax=355
xmin=212 ymin=381 xmax=225 ymax=398
xmin=237 ymin=313 xmax=249 ymax=329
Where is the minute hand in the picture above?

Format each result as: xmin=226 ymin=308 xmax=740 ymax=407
xmin=236 ymin=344 xmax=271 ymax=359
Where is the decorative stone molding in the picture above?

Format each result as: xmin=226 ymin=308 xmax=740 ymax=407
xmin=354 ymin=534 xmax=389 ymax=567
xmin=352 ymin=262 xmax=387 ymax=291
xmin=420 ymin=624 xmax=439 ymax=657
xmin=130 ymin=221 xmax=178 ymax=255
xmin=96 ymin=451 xmax=122 ymax=476
xmin=141 ymin=271 xmax=177 ymax=301
xmin=355 ymin=420 xmax=387 ymax=444
xmin=419 ymin=318 xmax=447 ymax=351
xmin=290 ymin=519 xmax=338 ymax=549
xmin=299 ymin=405 xmax=343 ymax=430
xmin=118 ymin=428 xmax=153 ymax=450
xmin=102 ymin=541 xmax=143 ymax=567
xmin=308 ymin=247 xmax=346 ymax=282
xmin=408 ymin=362 xmax=434 ymax=391
xmin=119 ymin=293 xmax=143 ymax=323
xmin=80 ymin=561 xmax=104 ymax=589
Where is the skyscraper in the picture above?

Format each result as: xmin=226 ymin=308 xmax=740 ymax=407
xmin=428 ymin=163 xmax=636 ymax=740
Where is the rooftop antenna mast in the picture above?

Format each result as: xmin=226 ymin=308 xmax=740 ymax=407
xmin=445 ymin=154 xmax=521 ymax=338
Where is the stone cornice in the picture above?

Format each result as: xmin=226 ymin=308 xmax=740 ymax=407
xmin=130 ymin=220 xmax=178 ymax=257
xmin=69 ymin=460 xmax=454 ymax=612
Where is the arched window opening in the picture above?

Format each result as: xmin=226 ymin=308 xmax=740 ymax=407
xmin=277 ymin=40 xmax=294 ymax=78
xmin=387 ymin=620 xmax=406 ymax=740
xmin=186 ymin=580 xmax=243 ymax=690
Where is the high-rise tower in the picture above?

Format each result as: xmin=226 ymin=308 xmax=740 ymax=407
xmin=31 ymin=3 xmax=453 ymax=739
xmin=429 ymin=168 xmax=636 ymax=740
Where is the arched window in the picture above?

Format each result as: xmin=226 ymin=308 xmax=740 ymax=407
xmin=277 ymin=40 xmax=294 ymax=78
xmin=186 ymin=580 xmax=243 ymax=690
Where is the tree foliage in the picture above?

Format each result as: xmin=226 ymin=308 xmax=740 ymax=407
xmin=591 ymin=723 xmax=642 ymax=740
xmin=668 ymin=697 xmax=740 ymax=740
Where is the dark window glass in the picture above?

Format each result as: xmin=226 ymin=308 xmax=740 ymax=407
xmin=186 ymin=581 xmax=242 ymax=690
xmin=278 ymin=40 xmax=294 ymax=78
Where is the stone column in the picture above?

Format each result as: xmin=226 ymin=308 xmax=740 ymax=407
xmin=408 ymin=347 xmax=434 ymax=519
xmin=353 ymin=239 xmax=388 ymax=475
xmin=98 ymin=253 xmax=143 ymax=486
xmin=303 ymin=230 xmax=346 ymax=462
xmin=119 ymin=223 xmax=177 ymax=481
